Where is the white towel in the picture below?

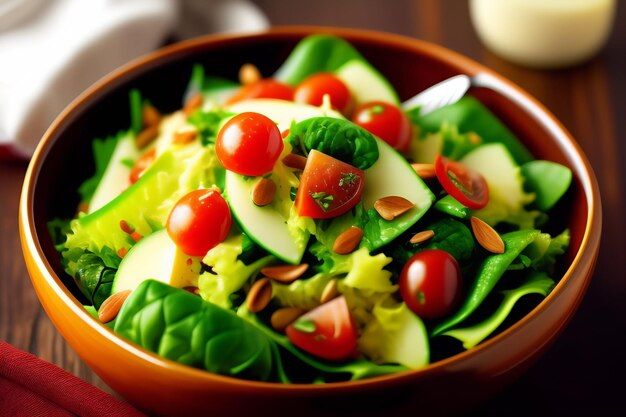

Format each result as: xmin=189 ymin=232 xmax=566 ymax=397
xmin=0 ymin=0 xmax=268 ymax=158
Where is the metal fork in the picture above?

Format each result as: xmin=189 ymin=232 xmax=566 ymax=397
xmin=401 ymin=74 xmax=471 ymax=115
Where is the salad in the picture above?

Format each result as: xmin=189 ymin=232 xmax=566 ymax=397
xmin=51 ymin=35 xmax=573 ymax=383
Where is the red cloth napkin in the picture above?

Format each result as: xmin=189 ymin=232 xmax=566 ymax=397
xmin=0 ymin=341 xmax=145 ymax=417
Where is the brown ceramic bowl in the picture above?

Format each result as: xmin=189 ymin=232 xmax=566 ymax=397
xmin=19 ymin=27 xmax=601 ymax=416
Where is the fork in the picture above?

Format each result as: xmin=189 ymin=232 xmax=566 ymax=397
xmin=401 ymin=74 xmax=471 ymax=115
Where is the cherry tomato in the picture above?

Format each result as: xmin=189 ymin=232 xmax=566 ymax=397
xmin=129 ymin=149 xmax=156 ymax=184
xmin=399 ymin=250 xmax=462 ymax=319
xmin=225 ymin=79 xmax=294 ymax=105
xmin=351 ymin=101 xmax=413 ymax=153
xmin=166 ymin=189 xmax=232 ymax=256
xmin=294 ymin=73 xmax=352 ymax=115
xmin=295 ymin=150 xmax=364 ymax=219
xmin=434 ymin=154 xmax=489 ymax=210
xmin=216 ymin=112 xmax=284 ymax=176
xmin=286 ymin=296 xmax=358 ymax=361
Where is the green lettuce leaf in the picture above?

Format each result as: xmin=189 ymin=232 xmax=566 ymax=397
xmin=521 ymin=160 xmax=572 ymax=211
xmin=442 ymin=272 xmax=554 ymax=349
xmin=199 ymin=233 xmax=274 ymax=309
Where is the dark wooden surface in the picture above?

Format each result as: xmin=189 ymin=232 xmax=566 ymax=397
xmin=2 ymin=0 xmax=625 ymax=415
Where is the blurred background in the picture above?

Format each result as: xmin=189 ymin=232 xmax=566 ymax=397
xmin=1 ymin=0 xmax=624 ymax=416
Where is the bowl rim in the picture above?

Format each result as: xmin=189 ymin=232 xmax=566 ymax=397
xmin=19 ymin=26 xmax=602 ymax=392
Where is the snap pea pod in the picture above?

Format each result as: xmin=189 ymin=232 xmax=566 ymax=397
xmin=434 ymin=194 xmax=469 ymax=219
xmin=432 ymin=229 xmax=540 ymax=336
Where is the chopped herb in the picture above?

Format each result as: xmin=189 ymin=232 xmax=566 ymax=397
xmin=339 ymin=172 xmax=359 ymax=187
xmin=290 ymin=187 xmax=298 ymax=201
xmin=293 ymin=319 xmax=316 ymax=333
xmin=310 ymin=191 xmax=334 ymax=211
xmin=417 ymin=291 xmax=426 ymax=305
xmin=371 ymin=105 xmax=385 ymax=114
xmin=120 ymin=158 xmax=135 ymax=169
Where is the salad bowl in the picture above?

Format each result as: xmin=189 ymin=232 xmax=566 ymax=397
xmin=19 ymin=27 xmax=601 ymax=416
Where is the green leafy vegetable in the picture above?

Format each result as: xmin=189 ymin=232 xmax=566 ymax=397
xmin=432 ymin=229 xmax=541 ymax=336
xmin=187 ymin=109 xmax=235 ymax=146
xmin=287 ymin=117 xmax=379 ymax=169
xmin=358 ymin=300 xmax=429 ymax=369
xmin=273 ymin=35 xmax=365 ymax=85
xmin=521 ymin=160 xmax=572 ymax=211
xmin=64 ymin=142 xmax=220 ymax=272
xmin=199 ymin=233 xmax=274 ymax=309
xmin=239 ymin=307 xmax=408 ymax=382
xmin=115 ymin=280 xmax=277 ymax=381
xmin=184 ymin=64 xmax=240 ymax=105
xmin=78 ymin=132 xmax=126 ymax=203
xmin=442 ymin=272 xmax=554 ymax=349
xmin=393 ymin=218 xmax=475 ymax=267
xmin=129 ymin=89 xmax=143 ymax=134
xmin=408 ymin=97 xmax=533 ymax=165
xmin=72 ymin=247 xmax=121 ymax=308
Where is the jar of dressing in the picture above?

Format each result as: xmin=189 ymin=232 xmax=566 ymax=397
xmin=469 ymin=0 xmax=617 ymax=68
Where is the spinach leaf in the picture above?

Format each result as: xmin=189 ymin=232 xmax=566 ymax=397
xmin=391 ymin=218 xmax=475 ymax=266
xmin=442 ymin=272 xmax=554 ymax=349
xmin=521 ymin=160 xmax=572 ymax=211
xmin=432 ymin=229 xmax=540 ymax=336
xmin=274 ymin=35 xmax=365 ymax=85
xmin=74 ymin=247 xmax=121 ymax=309
xmin=287 ymin=117 xmax=379 ymax=169
xmin=408 ymin=97 xmax=533 ymax=165
xmin=115 ymin=280 xmax=277 ymax=381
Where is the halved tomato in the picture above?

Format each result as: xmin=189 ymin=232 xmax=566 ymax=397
xmin=286 ymin=296 xmax=358 ymax=361
xmin=434 ymin=154 xmax=489 ymax=210
xmin=294 ymin=150 xmax=364 ymax=219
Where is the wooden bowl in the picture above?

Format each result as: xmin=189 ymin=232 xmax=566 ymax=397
xmin=19 ymin=27 xmax=601 ymax=416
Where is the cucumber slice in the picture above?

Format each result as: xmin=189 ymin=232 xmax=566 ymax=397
xmin=225 ymin=173 xmax=306 ymax=264
xmin=88 ymin=132 xmax=139 ymax=213
xmin=223 ymin=100 xmax=343 ymax=264
xmin=335 ymin=59 xmax=400 ymax=105
xmin=361 ymin=137 xmax=435 ymax=249
xmin=112 ymin=229 xmax=201 ymax=295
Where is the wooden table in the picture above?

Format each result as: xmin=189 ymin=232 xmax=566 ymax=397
xmin=2 ymin=1 xmax=625 ymax=415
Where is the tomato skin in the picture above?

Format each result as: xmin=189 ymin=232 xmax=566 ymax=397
xmin=286 ymin=296 xmax=358 ymax=361
xmin=295 ymin=150 xmax=364 ymax=219
xmin=434 ymin=154 xmax=489 ymax=210
xmin=399 ymin=250 xmax=463 ymax=319
xmin=166 ymin=189 xmax=232 ymax=256
xmin=216 ymin=112 xmax=284 ymax=176
xmin=351 ymin=101 xmax=413 ymax=153
xmin=294 ymin=73 xmax=352 ymax=115
xmin=129 ymin=149 xmax=156 ymax=184
xmin=225 ymin=79 xmax=294 ymax=105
